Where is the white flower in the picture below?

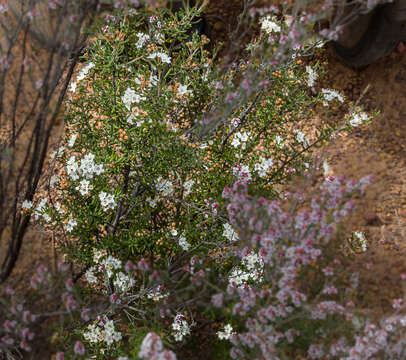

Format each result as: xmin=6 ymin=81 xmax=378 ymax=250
xmin=177 ymin=84 xmax=191 ymax=96
xmin=223 ymin=223 xmax=239 ymax=242
xmin=231 ymin=131 xmax=250 ymax=150
xmin=233 ymin=164 xmax=252 ymax=182
xmin=99 ymin=192 xmax=117 ymax=211
xmin=156 ymin=177 xmax=174 ymax=197
xmin=49 ymin=175 xmax=59 ymax=188
xmin=135 ymin=32 xmax=150 ymax=48
xmin=146 ymin=286 xmax=168 ymax=302
xmin=353 ymin=231 xmax=368 ymax=252
xmin=69 ymin=81 xmax=77 ymax=93
xmin=21 ymin=200 xmax=33 ymax=210
xmin=172 ymin=314 xmax=191 ymax=342
xmin=254 ymin=157 xmax=273 ymax=178
xmin=217 ymin=324 xmax=234 ymax=340
xmin=113 ymin=272 xmax=135 ymax=293
xmin=66 ymin=156 xmax=80 ymax=180
xmin=229 ymin=252 xmax=264 ymax=287
xmin=34 ymin=198 xmax=47 ymax=220
xmin=295 ymin=130 xmax=310 ymax=147
xmin=349 ymin=111 xmax=369 ymax=127
xmin=183 ymin=179 xmax=194 ymax=196
xmin=146 ymin=197 xmax=158 ymax=208
xmin=170 ymin=229 xmax=178 ymax=236
xmin=306 ymin=65 xmax=318 ymax=88
xmin=321 ymin=88 xmax=344 ymax=104
xmin=147 ymin=51 xmax=171 ymax=64
xmin=65 ymin=218 xmax=77 ymax=233
xmin=122 ymin=87 xmax=146 ymax=111
xmin=80 ymin=153 xmax=96 ymax=179
xmin=75 ymin=179 xmax=92 ymax=196
xmin=178 ymin=236 xmax=190 ymax=251
xmin=261 ymin=15 xmax=281 ymax=34
xmin=76 ymin=62 xmax=95 ymax=82
xmin=101 ymin=255 xmax=122 ymax=278
xmin=85 ymin=267 xmax=98 ymax=284
xmin=68 ymin=133 xmax=78 ymax=147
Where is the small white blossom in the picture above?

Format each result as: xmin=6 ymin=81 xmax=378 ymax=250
xmin=68 ymin=133 xmax=78 ymax=147
xmin=113 ymin=272 xmax=135 ymax=293
xmin=217 ymin=324 xmax=234 ymax=340
xmin=349 ymin=111 xmax=369 ymax=127
xmin=21 ymin=200 xmax=33 ymax=210
xmin=99 ymin=192 xmax=117 ymax=211
xmin=254 ymin=157 xmax=273 ymax=178
xmin=75 ymin=179 xmax=92 ymax=196
xmin=65 ymin=218 xmax=77 ymax=233
xmin=261 ymin=15 xmax=281 ymax=34
xmin=101 ymin=256 xmax=122 ymax=278
xmin=178 ymin=236 xmax=190 ymax=251
xmin=122 ymin=87 xmax=146 ymax=111
xmin=171 ymin=314 xmax=191 ymax=342
xmin=223 ymin=223 xmax=239 ymax=242
xmin=295 ymin=130 xmax=310 ymax=147
xmin=231 ymin=131 xmax=250 ymax=150
xmin=135 ymin=32 xmax=150 ymax=48
xmin=85 ymin=266 xmax=98 ymax=284
xmin=76 ymin=62 xmax=95 ymax=82
xmin=183 ymin=179 xmax=194 ymax=196
xmin=177 ymin=84 xmax=191 ymax=96
xmin=305 ymin=65 xmax=318 ymax=88
xmin=321 ymin=88 xmax=344 ymax=104
xmin=66 ymin=156 xmax=80 ymax=180
xmin=147 ymin=51 xmax=171 ymax=64
xmin=156 ymin=177 xmax=174 ymax=197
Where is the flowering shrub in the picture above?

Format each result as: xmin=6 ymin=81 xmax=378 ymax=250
xmin=32 ymin=5 xmax=344 ymax=271
xmin=3 ymin=2 xmax=405 ymax=360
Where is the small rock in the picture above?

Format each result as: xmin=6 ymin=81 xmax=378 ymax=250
xmin=364 ymin=211 xmax=382 ymax=225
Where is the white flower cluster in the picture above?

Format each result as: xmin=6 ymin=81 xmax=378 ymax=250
xmin=69 ymin=62 xmax=95 ymax=93
xmin=122 ymin=87 xmax=146 ymax=111
xmin=67 ymin=133 xmax=78 ymax=148
xmin=295 ymin=130 xmax=310 ymax=147
xmin=321 ymin=88 xmax=344 ymax=105
xmin=146 ymin=285 xmax=168 ymax=302
xmin=136 ymin=32 xmax=150 ymax=48
xmin=147 ymin=51 xmax=171 ymax=64
xmin=178 ymin=236 xmax=190 ymax=251
xmin=260 ymin=15 xmax=281 ymax=34
xmin=65 ymin=218 xmax=77 ymax=233
xmin=66 ymin=153 xmax=104 ymax=181
xmin=171 ymin=314 xmax=191 ymax=342
xmin=156 ymin=176 xmax=174 ymax=197
xmin=183 ymin=179 xmax=194 ymax=197
xmin=217 ymin=324 xmax=234 ymax=340
xmin=113 ymin=271 xmax=135 ymax=293
xmin=353 ymin=231 xmax=368 ymax=252
xmin=254 ymin=156 xmax=273 ymax=178
xmin=231 ymin=131 xmax=250 ymax=150
xmin=349 ymin=111 xmax=369 ymax=127
xmin=21 ymin=200 xmax=33 ymax=210
xmin=233 ymin=164 xmax=252 ymax=182
xmin=223 ymin=222 xmax=239 ymax=242
xmin=99 ymin=191 xmax=117 ymax=212
xmin=306 ymin=65 xmax=318 ymax=88
xmin=75 ymin=179 xmax=92 ymax=196
xmin=85 ymin=250 xmax=135 ymax=293
xmin=34 ymin=198 xmax=51 ymax=222
xmin=83 ymin=317 xmax=122 ymax=346
xmin=229 ymin=252 xmax=264 ymax=287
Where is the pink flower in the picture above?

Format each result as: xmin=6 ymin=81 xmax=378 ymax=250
xmin=65 ymin=278 xmax=74 ymax=291
xmin=81 ymin=308 xmax=90 ymax=322
xmin=55 ymin=352 xmax=64 ymax=360
xmin=74 ymin=341 xmax=85 ymax=355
